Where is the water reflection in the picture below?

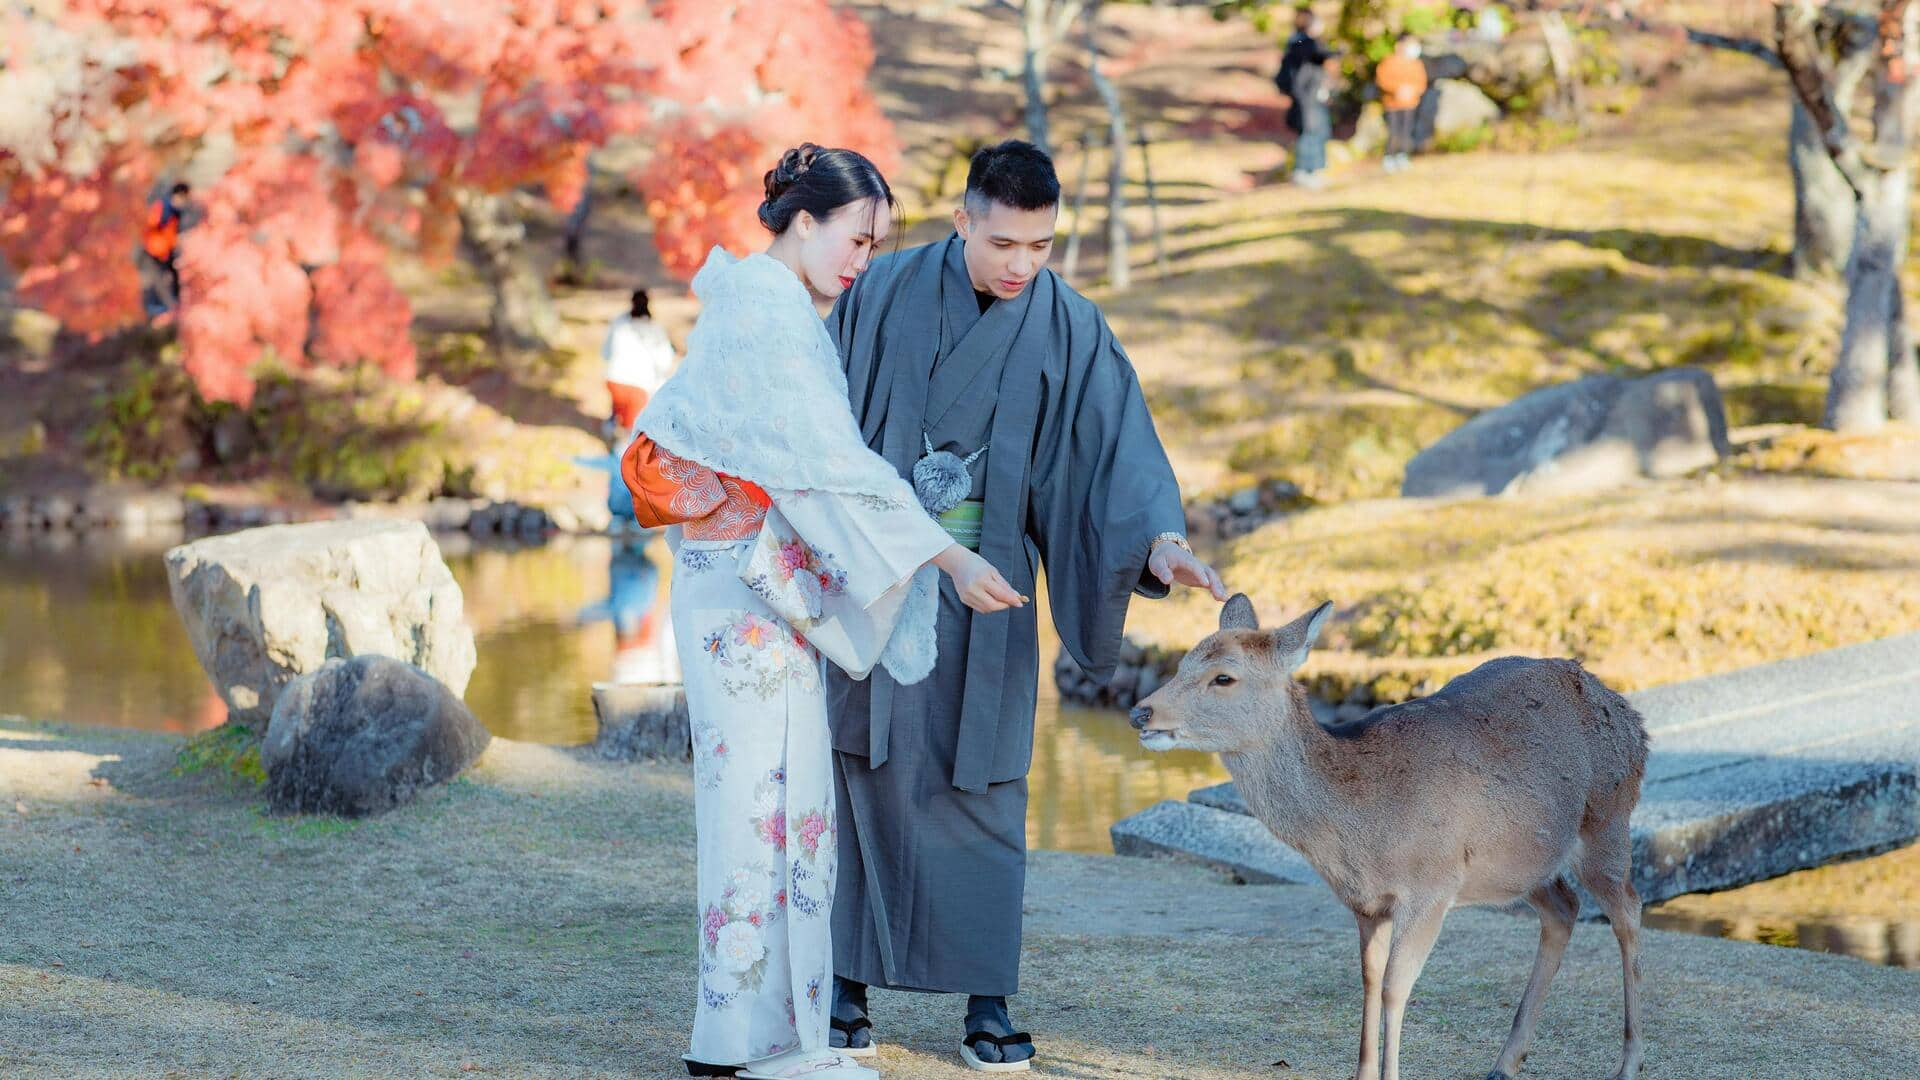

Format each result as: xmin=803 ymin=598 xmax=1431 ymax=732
xmin=577 ymin=536 xmax=680 ymax=686
xmin=1645 ymin=841 xmax=1920 ymax=969
xmin=0 ymin=529 xmax=1223 ymax=854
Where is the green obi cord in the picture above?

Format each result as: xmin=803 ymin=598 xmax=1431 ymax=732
xmin=937 ymin=500 xmax=985 ymax=550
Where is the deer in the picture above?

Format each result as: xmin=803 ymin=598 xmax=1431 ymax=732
xmin=1129 ymin=595 xmax=1648 ymax=1080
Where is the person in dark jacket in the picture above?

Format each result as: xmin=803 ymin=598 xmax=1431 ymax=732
xmin=1413 ymin=53 xmax=1473 ymax=151
xmin=1274 ymin=6 xmax=1337 ymax=188
xmin=140 ymin=182 xmax=191 ymax=316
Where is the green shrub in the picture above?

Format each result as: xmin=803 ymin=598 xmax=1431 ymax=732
xmin=1225 ymin=403 xmax=1463 ymax=502
xmin=174 ymin=723 xmax=267 ymax=785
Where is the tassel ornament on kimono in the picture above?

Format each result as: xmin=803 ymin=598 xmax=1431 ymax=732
xmin=913 ymin=433 xmax=988 ymax=516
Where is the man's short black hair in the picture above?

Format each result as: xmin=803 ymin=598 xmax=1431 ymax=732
xmin=170 ymin=182 xmax=191 ymax=196
xmin=964 ymin=140 xmax=1060 ymax=216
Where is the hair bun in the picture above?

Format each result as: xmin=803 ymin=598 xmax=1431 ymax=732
xmin=763 ymin=143 xmax=822 ymax=204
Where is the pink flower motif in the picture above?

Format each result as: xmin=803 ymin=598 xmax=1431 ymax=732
xmin=749 ymin=912 xmax=763 ymax=927
xmin=798 ymin=811 xmax=829 ymax=856
xmin=702 ymin=905 xmax=727 ymax=948
xmin=774 ymin=889 xmax=788 ymax=907
xmin=757 ymin=810 xmax=788 ymax=850
xmin=777 ymin=540 xmax=811 ymax=576
xmin=734 ymin=614 xmax=777 ymax=650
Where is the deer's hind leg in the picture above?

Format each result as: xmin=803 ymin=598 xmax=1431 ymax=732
xmin=1576 ymin=822 xmax=1645 ymax=1080
xmin=1485 ymin=877 xmax=1578 ymax=1080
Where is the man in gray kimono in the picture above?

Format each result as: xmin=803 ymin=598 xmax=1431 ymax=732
xmin=823 ymin=140 xmax=1227 ymax=1070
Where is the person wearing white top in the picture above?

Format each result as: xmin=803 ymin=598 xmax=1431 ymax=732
xmin=603 ymin=288 xmax=676 ymax=437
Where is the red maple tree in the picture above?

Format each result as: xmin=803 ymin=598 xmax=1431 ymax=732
xmin=0 ymin=0 xmax=898 ymax=404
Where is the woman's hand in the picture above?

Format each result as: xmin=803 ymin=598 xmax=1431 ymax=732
xmin=931 ymin=544 xmax=1026 ymax=614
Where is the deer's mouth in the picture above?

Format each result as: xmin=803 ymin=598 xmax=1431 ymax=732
xmin=1138 ymin=727 xmax=1184 ymax=752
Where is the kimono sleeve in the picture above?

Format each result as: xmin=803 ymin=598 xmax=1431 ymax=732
xmin=620 ymin=435 xmax=725 ymax=529
xmin=769 ymin=488 xmax=950 ymax=612
xmin=754 ymin=488 xmax=951 ymax=681
xmin=1029 ymin=325 xmax=1187 ymax=681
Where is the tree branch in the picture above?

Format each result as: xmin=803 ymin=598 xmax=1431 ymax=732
xmin=1779 ymin=0 xmax=1883 ymax=191
xmin=1557 ymin=2 xmax=1878 ymax=71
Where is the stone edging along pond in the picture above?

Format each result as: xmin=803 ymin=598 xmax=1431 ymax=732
xmin=0 ymin=490 xmax=622 ymax=541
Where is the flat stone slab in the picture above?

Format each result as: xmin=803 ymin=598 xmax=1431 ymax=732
xmin=1110 ymin=799 xmax=1322 ymax=886
xmin=1117 ymin=632 xmax=1920 ymax=906
xmin=591 ymin=682 xmax=690 ymax=762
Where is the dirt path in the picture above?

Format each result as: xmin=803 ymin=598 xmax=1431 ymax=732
xmin=3 ymin=717 xmax=1910 ymax=1078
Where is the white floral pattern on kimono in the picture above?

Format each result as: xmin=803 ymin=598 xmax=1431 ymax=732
xmin=675 ymin=483 xmax=949 ymax=1067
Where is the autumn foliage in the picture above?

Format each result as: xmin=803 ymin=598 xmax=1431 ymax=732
xmin=0 ymin=1 xmax=898 ymax=404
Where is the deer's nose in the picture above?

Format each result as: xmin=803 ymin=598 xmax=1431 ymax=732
xmin=1128 ymin=705 xmax=1152 ymax=730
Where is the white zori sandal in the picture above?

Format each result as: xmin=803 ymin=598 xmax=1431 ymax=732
xmin=959 ymin=1030 xmax=1034 ymax=1072
xmin=736 ymin=1047 xmax=879 ymax=1080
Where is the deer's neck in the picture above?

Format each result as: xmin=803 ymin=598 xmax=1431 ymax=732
xmin=1219 ymin=688 xmax=1356 ymax=852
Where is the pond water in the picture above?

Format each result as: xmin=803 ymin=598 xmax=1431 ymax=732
xmin=1 ymin=529 xmax=1912 ymax=968
xmin=0 ymin=530 xmax=1227 ymax=854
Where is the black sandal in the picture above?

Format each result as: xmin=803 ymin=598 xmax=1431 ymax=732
xmin=959 ymin=1030 xmax=1034 ymax=1073
xmin=684 ymin=1060 xmax=740 ymax=1077
xmin=830 ymin=1015 xmax=878 ymax=1058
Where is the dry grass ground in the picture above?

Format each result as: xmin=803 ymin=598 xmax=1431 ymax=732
xmin=1127 ymin=475 xmax=1920 ymax=703
xmin=4 ymin=717 xmax=1913 ymax=1079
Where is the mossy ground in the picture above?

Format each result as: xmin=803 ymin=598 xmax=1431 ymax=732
xmin=1129 ymin=476 xmax=1920 ymax=704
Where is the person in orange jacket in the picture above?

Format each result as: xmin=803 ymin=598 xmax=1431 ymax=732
xmin=140 ymin=182 xmax=191 ymax=316
xmin=1375 ymin=34 xmax=1429 ymax=173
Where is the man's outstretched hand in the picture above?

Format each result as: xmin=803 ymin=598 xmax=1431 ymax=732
xmin=1149 ymin=541 xmax=1229 ymax=602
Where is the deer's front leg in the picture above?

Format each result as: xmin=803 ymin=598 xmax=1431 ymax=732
xmin=1354 ymin=911 xmax=1392 ymax=1080
xmin=1380 ymin=897 xmax=1451 ymax=1080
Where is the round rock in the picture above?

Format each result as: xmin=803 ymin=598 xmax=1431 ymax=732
xmin=262 ymin=655 xmax=490 ymax=817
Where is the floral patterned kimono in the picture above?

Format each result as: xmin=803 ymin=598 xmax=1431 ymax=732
xmin=623 ymin=248 xmax=953 ymax=1070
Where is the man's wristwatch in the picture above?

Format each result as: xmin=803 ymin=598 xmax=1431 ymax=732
xmin=1149 ymin=531 xmax=1192 ymax=556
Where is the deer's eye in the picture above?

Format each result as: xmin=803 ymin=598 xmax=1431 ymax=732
xmin=1212 ymin=673 xmax=1236 ymax=687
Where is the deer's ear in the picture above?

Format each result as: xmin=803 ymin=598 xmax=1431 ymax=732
xmin=1220 ymin=593 xmax=1259 ymax=631
xmin=1273 ymin=600 xmax=1334 ymax=672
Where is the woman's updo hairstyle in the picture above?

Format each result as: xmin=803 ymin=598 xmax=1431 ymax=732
xmin=758 ymin=142 xmax=896 ymax=236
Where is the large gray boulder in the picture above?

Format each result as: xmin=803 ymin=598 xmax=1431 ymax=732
xmin=165 ymin=520 xmax=476 ymax=727
xmin=1402 ymin=368 xmax=1731 ymax=499
xmin=262 ymin=655 xmax=490 ymax=816
xmin=1432 ymin=80 xmax=1502 ymax=138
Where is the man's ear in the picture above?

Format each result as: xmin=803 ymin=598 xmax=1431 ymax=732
xmin=953 ymin=206 xmax=970 ymax=239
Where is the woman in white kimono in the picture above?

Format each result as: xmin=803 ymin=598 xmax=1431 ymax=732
xmin=623 ymin=145 xmax=1024 ymax=1080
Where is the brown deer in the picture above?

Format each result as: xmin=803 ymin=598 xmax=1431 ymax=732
xmin=1130 ymin=595 xmax=1648 ymax=1080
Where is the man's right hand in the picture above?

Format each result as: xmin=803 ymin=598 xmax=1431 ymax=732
xmin=932 ymin=545 xmax=1026 ymax=614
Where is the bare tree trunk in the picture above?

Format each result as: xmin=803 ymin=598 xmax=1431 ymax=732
xmin=1879 ymin=4 xmax=1920 ymax=423
xmin=556 ymin=159 xmax=595 ymax=287
xmin=1085 ymin=2 xmax=1128 ymax=290
xmin=1539 ymin=11 xmax=1587 ymax=126
xmin=1792 ymin=102 xmax=1859 ymax=278
xmin=1137 ymin=130 xmax=1170 ymax=277
xmin=1062 ymin=132 xmax=1094 ymax=282
xmin=1781 ymin=0 xmax=1920 ymax=432
xmin=1890 ymin=286 xmax=1920 ymax=421
xmin=1022 ymin=0 xmax=1052 ymax=157
xmin=1832 ymin=176 xmax=1902 ymax=430
xmin=456 ymin=190 xmax=562 ymax=352
xmin=1792 ymin=35 xmax=1871 ymax=279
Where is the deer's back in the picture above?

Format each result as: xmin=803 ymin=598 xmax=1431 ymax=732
xmin=1319 ymin=657 xmax=1647 ymax=823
